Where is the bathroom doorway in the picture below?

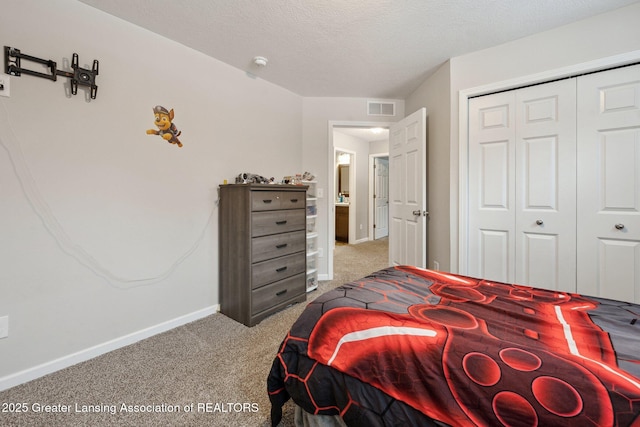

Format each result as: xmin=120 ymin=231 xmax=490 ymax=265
xmin=329 ymin=124 xmax=390 ymax=280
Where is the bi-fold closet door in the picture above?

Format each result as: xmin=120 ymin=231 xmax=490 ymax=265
xmin=468 ymin=79 xmax=577 ymax=293
xmin=468 ymin=64 xmax=640 ymax=302
xmin=576 ymin=65 xmax=640 ymax=303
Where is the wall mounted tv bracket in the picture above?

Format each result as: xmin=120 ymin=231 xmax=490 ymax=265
xmin=4 ymin=46 xmax=99 ymax=99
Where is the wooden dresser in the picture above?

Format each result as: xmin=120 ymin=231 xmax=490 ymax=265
xmin=219 ymin=184 xmax=307 ymax=326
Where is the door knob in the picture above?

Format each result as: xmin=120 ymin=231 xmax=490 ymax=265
xmin=413 ymin=210 xmax=422 ymax=216
xmin=615 ymin=223 xmax=625 ymax=230
xmin=536 ymin=220 xmax=544 ymax=225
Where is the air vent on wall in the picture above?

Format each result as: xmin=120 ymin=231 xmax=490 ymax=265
xmin=367 ymin=100 xmax=396 ymax=116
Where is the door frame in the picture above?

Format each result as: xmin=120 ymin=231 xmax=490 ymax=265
xmin=327 ymin=120 xmax=394 ymax=281
xmin=334 ymin=148 xmax=356 ymax=243
xmin=369 ymin=153 xmax=389 ymax=240
xmin=456 ymin=50 xmax=640 ymax=275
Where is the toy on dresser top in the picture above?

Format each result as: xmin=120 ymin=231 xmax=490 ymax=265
xmin=233 ymin=171 xmax=315 ymax=185
xmin=235 ymin=173 xmax=275 ymax=184
xmin=283 ymin=172 xmax=316 ymax=185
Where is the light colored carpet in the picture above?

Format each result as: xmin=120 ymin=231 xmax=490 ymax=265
xmin=0 ymin=238 xmax=388 ymax=426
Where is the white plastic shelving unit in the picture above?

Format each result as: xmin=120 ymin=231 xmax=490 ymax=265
xmin=304 ymin=180 xmax=319 ymax=292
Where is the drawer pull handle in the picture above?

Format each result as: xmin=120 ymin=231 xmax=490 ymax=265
xmin=276 ymin=266 xmax=288 ymax=273
xmin=276 ymin=289 xmax=288 ymax=297
xmin=276 ymin=220 xmax=287 ymax=225
xmin=276 ymin=243 xmax=288 ymax=249
xmin=290 ymin=198 xmax=298 ymax=202
xmin=263 ymin=199 xmax=273 ymax=204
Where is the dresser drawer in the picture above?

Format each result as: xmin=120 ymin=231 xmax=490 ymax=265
xmin=251 ymin=191 xmax=282 ymax=211
xmin=252 ymin=273 xmax=305 ymax=314
xmin=280 ymin=191 xmax=305 ymax=210
xmin=251 ymin=190 xmax=305 ymax=212
xmin=252 ymin=231 xmax=306 ymax=263
xmin=251 ymin=210 xmax=305 ymax=237
xmin=252 ymin=252 xmax=306 ymax=289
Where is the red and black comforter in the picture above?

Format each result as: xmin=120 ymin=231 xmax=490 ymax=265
xmin=267 ymin=266 xmax=640 ymax=426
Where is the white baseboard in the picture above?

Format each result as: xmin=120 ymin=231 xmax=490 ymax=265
xmin=0 ymin=305 xmax=219 ymax=392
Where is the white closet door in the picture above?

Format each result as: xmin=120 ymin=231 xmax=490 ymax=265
xmin=469 ymin=80 xmax=576 ymax=290
xmin=468 ymin=92 xmax=516 ymax=283
xmin=515 ymin=80 xmax=577 ymax=292
xmin=577 ymin=64 xmax=640 ymax=303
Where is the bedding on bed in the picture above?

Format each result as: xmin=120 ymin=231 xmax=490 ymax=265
xmin=267 ymin=266 xmax=640 ymax=427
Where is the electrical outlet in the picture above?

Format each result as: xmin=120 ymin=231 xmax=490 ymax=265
xmin=0 ymin=316 xmax=8 ymax=339
xmin=0 ymin=74 xmax=10 ymax=97
xmin=317 ymin=188 xmax=323 ymax=198
xmin=433 ymin=261 xmax=440 ymax=271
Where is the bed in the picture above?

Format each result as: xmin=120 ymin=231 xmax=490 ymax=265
xmin=267 ymin=266 xmax=640 ymax=426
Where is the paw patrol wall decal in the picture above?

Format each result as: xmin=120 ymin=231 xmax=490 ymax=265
xmin=146 ymin=105 xmax=183 ymax=147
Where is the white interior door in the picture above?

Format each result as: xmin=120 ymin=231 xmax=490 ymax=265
xmin=468 ymin=79 xmax=577 ymax=291
xmin=374 ymin=157 xmax=389 ymax=239
xmin=389 ymin=108 xmax=427 ymax=267
xmin=468 ymin=92 xmax=516 ymax=283
xmin=515 ymin=80 xmax=577 ymax=292
xmin=577 ymin=64 xmax=640 ymax=303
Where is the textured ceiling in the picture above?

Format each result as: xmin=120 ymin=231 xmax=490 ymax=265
xmin=79 ymin=0 xmax=638 ymax=98
xmin=335 ymin=127 xmax=389 ymax=143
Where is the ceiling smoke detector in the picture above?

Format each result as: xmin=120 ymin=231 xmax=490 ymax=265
xmin=253 ymin=56 xmax=268 ymax=67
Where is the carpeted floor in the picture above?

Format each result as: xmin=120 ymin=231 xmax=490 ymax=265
xmin=0 ymin=238 xmax=388 ymax=427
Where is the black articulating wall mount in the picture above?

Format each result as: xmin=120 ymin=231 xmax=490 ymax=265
xmin=4 ymin=46 xmax=99 ymax=99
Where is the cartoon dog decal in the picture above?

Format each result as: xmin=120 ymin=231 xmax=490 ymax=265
xmin=146 ymin=105 xmax=182 ymax=147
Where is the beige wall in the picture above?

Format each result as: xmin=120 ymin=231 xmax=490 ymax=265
xmin=405 ymin=61 xmax=451 ymax=271
xmin=301 ymin=98 xmax=404 ymax=279
xmin=0 ymin=0 xmax=302 ymax=389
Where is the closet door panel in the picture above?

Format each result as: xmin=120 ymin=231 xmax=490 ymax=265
xmin=577 ymin=64 xmax=640 ymax=303
xmin=468 ymin=93 xmax=516 ymax=283
xmin=515 ymin=80 xmax=577 ymax=292
xmin=597 ymin=239 xmax=640 ymax=303
xmin=522 ymin=136 xmax=557 ymax=209
xmin=522 ymin=233 xmax=558 ymax=287
xmin=600 ymin=131 xmax=638 ymax=209
xmin=479 ymin=230 xmax=510 ymax=281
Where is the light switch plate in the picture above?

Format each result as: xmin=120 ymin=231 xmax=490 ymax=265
xmin=0 ymin=74 xmax=10 ymax=97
